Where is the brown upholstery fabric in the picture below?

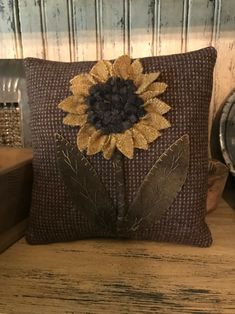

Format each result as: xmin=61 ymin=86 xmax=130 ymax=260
xmin=24 ymin=47 xmax=216 ymax=246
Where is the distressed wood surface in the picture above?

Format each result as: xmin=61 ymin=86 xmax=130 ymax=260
xmin=72 ymin=0 xmax=98 ymax=61
xmin=214 ymin=0 xmax=235 ymax=113
xmin=101 ymin=0 xmax=125 ymax=59
xmin=0 ymin=199 xmax=234 ymax=313
xmin=0 ymin=0 xmax=19 ymax=58
xmin=129 ymin=0 xmax=154 ymax=58
xmin=158 ymin=0 xmax=184 ymax=55
xmin=18 ymin=0 xmax=44 ymax=58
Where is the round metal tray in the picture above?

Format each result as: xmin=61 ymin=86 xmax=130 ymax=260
xmin=211 ymin=90 xmax=235 ymax=177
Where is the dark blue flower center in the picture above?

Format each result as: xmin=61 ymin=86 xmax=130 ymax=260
xmin=85 ymin=77 xmax=146 ymax=134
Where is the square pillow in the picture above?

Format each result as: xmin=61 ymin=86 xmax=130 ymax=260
xmin=24 ymin=47 xmax=216 ymax=247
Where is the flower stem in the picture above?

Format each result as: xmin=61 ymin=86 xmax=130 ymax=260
xmin=112 ymin=150 xmax=126 ymax=236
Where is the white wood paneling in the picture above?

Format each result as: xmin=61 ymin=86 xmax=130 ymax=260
xmin=158 ymin=0 xmax=184 ymax=55
xmin=72 ymin=0 xmax=98 ymax=61
xmin=186 ymin=0 xmax=215 ymax=51
xmin=0 ymin=0 xmax=19 ymax=58
xmin=101 ymin=0 xmax=125 ymax=59
xmin=0 ymin=0 xmax=235 ymax=128
xmin=42 ymin=0 xmax=71 ymax=61
xmin=129 ymin=0 xmax=155 ymax=58
xmin=214 ymin=0 xmax=235 ymax=112
xmin=18 ymin=0 xmax=44 ymax=58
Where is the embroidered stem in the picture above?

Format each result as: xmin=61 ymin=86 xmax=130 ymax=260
xmin=112 ymin=150 xmax=126 ymax=236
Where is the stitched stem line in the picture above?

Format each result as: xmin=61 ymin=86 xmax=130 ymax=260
xmin=112 ymin=150 xmax=126 ymax=236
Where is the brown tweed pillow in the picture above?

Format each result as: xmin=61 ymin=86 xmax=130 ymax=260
xmin=24 ymin=47 xmax=216 ymax=247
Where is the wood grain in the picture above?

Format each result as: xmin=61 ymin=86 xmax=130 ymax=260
xmin=42 ymin=0 xmax=71 ymax=61
xmin=18 ymin=0 xmax=44 ymax=58
xmin=0 ymin=200 xmax=234 ymax=313
xmin=101 ymin=0 xmax=125 ymax=59
xmin=158 ymin=0 xmax=184 ymax=55
xmin=129 ymin=0 xmax=155 ymax=58
xmin=0 ymin=0 xmax=19 ymax=58
xmin=72 ymin=0 xmax=98 ymax=61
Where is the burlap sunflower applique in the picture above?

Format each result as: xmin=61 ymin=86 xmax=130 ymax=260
xmin=58 ymin=55 xmax=171 ymax=159
xmin=56 ymin=55 xmax=189 ymax=237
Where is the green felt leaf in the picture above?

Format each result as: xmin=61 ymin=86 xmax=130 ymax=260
xmin=125 ymin=134 xmax=190 ymax=233
xmin=55 ymin=134 xmax=116 ymax=234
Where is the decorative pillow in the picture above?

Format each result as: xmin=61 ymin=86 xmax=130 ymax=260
xmin=24 ymin=47 xmax=216 ymax=247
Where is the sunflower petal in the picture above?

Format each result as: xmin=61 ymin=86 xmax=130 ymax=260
xmin=63 ymin=113 xmax=87 ymax=126
xmin=86 ymin=73 xmax=97 ymax=84
xmin=136 ymin=72 xmax=160 ymax=94
xmin=129 ymin=59 xmax=143 ymax=80
xmin=87 ymin=130 xmax=107 ymax=155
xmin=134 ymin=121 xmax=160 ymax=143
xmin=140 ymin=89 xmax=168 ymax=102
xmin=77 ymin=123 xmax=96 ymax=151
xmin=144 ymin=98 xmax=171 ymax=115
xmin=90 ymin=60 xmax=110 ymax=82
xmin=116 ymin=130 xmax=134 ymax=159
xmin=132 ymin=128 xmax=148 ymax=150
xmin=70 ymin=73 xmax=94 ymax=86
xmin=58 ymin=96 xmax=77 ymax=114
xmin=142 ymin=112 xmax=171 ymax=130
xmin=75 ymin=104 xmax=88 ymax=114
xmin=112 ymin=55 xmax=131 ymax=80
xmin=147 ymin=82 xmax=168 ymax=93
xmin=103 ymin=60 xmax=113 ymax=76
xmin=102 ymin=135 xmax=117 ymax=160
xmin=70 ymin=84 xmax=90 ymax=97
xmin=134 ymin=74 xmax=144 ymax=88
xmin=59 ymin=97 xmax=88 ymax=114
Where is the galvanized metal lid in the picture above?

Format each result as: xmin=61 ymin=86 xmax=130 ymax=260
xmin=211 ymin=90 xmax=235 ymax=177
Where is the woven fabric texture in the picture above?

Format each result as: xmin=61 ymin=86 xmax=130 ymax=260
xmin=24 ymin=47 xmax=216 ymax=246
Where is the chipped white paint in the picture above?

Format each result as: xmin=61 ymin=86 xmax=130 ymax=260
xmin=18 ymin=0 xmax=44 ymax=58
xmin=214 ymin=0 xmax=235 ymax=112
xmin=42 ymin=0 xmax=71 ymax=61
xmin=0 ymin=0 xmax=234 ymax=125
xmin=129 ymin=0 xmax=155 ymax=58
xmin=186 ymin=0 xmax=215 ymax=51
xmin=0 ymin=0 xmax=18 ymax=58
xmin=158 ymin=0 xmax=184 ymax=55
xmin=72 ymin=0 xmax=98 ymax=61
xmin=101 ymin=0 xmax=125 ymax=59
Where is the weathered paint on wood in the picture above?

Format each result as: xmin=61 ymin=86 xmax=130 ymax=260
xmin=0 ymin=0 xmax=19 ymax=58
xmin=158 ymin=0 xmax=184 ymax=55
xmin=214 ymin=0 xmax=235 ymax=114
xmin=129 ymin=0 xmax=155 ymax=58
xmin=186 ymin=0 xmax=215 ymax=51
xmin=18 ymin=0 xmax=44 ymax=58
xmin=0 ymin=0 xmax=234 ymax=130
xmin=42 ymin=0 xmax=71 ymax=61
xmin=101 ymin=0 xmax=125 ymax=59
xmin=0 ymin=200 xmax=234 ymax=313
xmin=72 ymin=0 xmax=98 ymax=61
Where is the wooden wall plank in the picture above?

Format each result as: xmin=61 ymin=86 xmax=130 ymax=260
xmin=214 ymin=0 xmax=235 ymax=112
xmin=18 ymin=0 xmax=44 ymax=58
xmin=72 ymin=0 xmax=97 ymax=61
xmin=158 ymin=0 xmax=184 ymax=55
xmin=0 ymin=0 xmax=18 ymax=58
xmin=101 ymin=0 xmax=125 ymax=59
xmin=186 ymin=0 xmax=215 ymax=51
xmin=129 ymin=0 xmax=155 ymax=58
xmin=42 ymin=0 xmax=71 ymax=61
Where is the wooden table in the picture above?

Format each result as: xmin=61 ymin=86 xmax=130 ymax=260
xmin=0 ymin=200 xmax=234 ymax=314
